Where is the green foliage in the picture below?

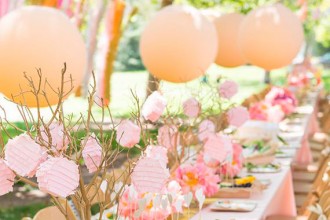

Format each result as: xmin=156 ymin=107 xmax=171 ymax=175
xmin=0 ymin=203 xmax=48 ymax=220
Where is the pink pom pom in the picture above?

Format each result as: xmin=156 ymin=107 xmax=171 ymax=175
xmin=0 ymin=159 xmax=15 ymax=196
xmin=157 ymin=125 xmax=179 ymax=150
xmin=203 ymin=134 xmax=232 ymax=162
xmin=183 ymin=98 xmax=200 ymax=118
xmin=145 ymin=145 xmax=168 ymax=167
xmin=5 ymin=134 xmax=46 ymax=177
xmin=36 ymin=157 xmax=79 ymax=198
xmin=82 ymin=134 xmax=102 ymax=173
xmin=227 ymin=106 xmax=250 ymax=127
xmin=116 ymin=120 xmax=141 ymax=148
xmin=40 ymin=122 xmax=68 ymax=152
xmin=142 ymin=91 xmax=167 ymax=122
xmin=198 ymin=120 xmax=215 ymax=142
xmin=218 ymin=80 xmax=238 ymax=99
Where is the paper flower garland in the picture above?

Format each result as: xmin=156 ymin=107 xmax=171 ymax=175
xmin=36 ymin=156 xmax=79 ymax=197
xmin=40 ymin=122 xmax=68 ymax=152
xmin=82 ymin=134 xmax=102 ymax=173
xmin=142 ymin=91 xmax=167 ymax=122
xmin=183 ymin=98 xmax=200 ymax=118
xmin=131 ymin=157 xmax=170 ymax=193
xmin=5 ymin=134 xmax=46 ymax=177
xmin=0 ymin=159 xmax=15 ymax=196
xmin=116 ymin=120 xmax=141 ymax=148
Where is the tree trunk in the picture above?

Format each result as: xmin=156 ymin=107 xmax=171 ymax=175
xmin=264 ymin=70 xmax=271 ymax=84
xmin=146 ymin=0 xmax=173 ymax=96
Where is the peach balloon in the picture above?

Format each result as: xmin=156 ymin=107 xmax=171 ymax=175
xmin=239 ymin=3 xmax=304 ymax=70
xmin=214 ymin=13 xmax=246 ymax=67
xmin=0 ymin=6 xmax=86 ymax=107
xmin=140 ymin=5 xmax=218 ymax=83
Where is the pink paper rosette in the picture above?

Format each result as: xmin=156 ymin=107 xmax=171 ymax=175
xmin=157 ymin=125 xmax=179 ymax=150
xmin=5 ymin=134 xmax=46 ymax=177
xmin=227 ymin=106 xmax=250 ymax=127
xmin=203 ymin=134 xmax=233 ymax=162
xmin=0 ymin=159 xmax=15 ymax=196
xmin=142 ymin=91 xmax=167 ymax=122
xmin=116 ymin=120 xmax=141 ymax=148
xmin=36 ymin=156 xmax=79 ymax=198
xmin=40 ymin=122 xmax=69 ymax=152
xmin=183 ymin=97 xmax=200 ymax=118
xmin=198 ymin=119 xmax=215 ymax=142
xmin=145 ymin=145 xmax=168 ymax=167
xmin=82 ymin=134 xmax=102 ymax=173
xmin=218 ymin=80 xmax=238 ymax=99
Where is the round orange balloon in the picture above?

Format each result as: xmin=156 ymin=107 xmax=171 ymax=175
xmin=0 ymin=6 xmax=86 ymax=107
xmin=214 ymin=13 xmax=246 ymax=67
xmin=239 ymin=3 xmax=304 ymax=70
xmin=140 ymin=5 xmax=218 ymax=83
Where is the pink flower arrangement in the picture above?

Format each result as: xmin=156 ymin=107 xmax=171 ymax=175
xmin=249 ymin=101 xmax=285 ymax=123
xmin=5 ymin=134 xmax=46 ymax=177
xmin=198 ymin=119 xmax=215 ymax=142
xmin=265 ymin=87 xmax=298 ymax=115
xmin=40 ymin=122 xmax=68 ymax=152
xmin=142 ymin=91 xmax=167 ymax=122
xmin=227 ymin=106 xmax=250 ymax=127
xmin=82 ymin=134 xmax=102 ymax=173
xmin=218 ymin=80 xmax=238 ymax=99
xmin=220 ymin=143 xmax=243 ymax=178
xmin=183 ymin=98 xmax=201 ymax=118
xmin=0 ymin=159 xmax=15 ymax=196
xmin=175 ymin=163 xmax=220 ymax=197
xmin=157 ymin=125 xmax=179 ymax=150
xmin=116 ymin=120 xmax=141 ymax=148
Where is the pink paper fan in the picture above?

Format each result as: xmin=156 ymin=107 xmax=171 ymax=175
xmin=145 ymin=145 xmax=168 ymax=167
xmin=142 ymin=91 xmax=167 ymax=122
xmin=36 ymin=157 xmax=79 ymax=198
xmin=82 ymin=134 xmax=102 ymax=173
xmin=198 ymin=120 xmax=215 ymax=142
xmin=40 ymin=122 xmax=69 ymax=152
xmin=203 ymin=134 xmax=232 ymax=162
xmin=5 ymin=134 xmax=46 ymax=177
xmin=157 ymin=125 xmax=179 ymax=150
xmin=0 ymin=159 xmax=15 ymax=196
xmin=131 ymin=157 xmax=170 ymax=193
xmin=116 ymin=120 xmax=141 ymax=148
xmin=183 ymin=98 xmax=200 ymax=118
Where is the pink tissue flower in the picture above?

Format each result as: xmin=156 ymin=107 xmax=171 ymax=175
xmin=0 ymin=159 xmax=15 ymax=196
xmin=203 ymin=134 xmax=233 ymax=163
xmin=142 ymin=91 xmax=167 ymax=122
xmin=227 ymin=106 xmax=249 ymax=127
xmin=5 ymin=134 xmax=46 ymax=177
xmin=249 ymin=101 xmax=285 ymax=123
xmin=175 ymin=163 xmax=220 ymax=197
xmin=36 ymin=156 xmax=79 ymax=198
xmin=145 ymin=145 xmax=168 ymax=167
xmin=265 ymin=87 xmax=298 ymax=115
xmin=40 ymin=122 xmax=68 ymax=152
xmin=220 ymin=143 xmax=243 ymax=178
xmin=198 ymin=120 xmax=215 ymax=142
xmin=116 ymin=120 xmax=141 ymax=148
xmin=157 ymin=125 xmax=179 ymax=150
xmin=218 ymin=80 xmax=238 ymax=99
xmin=183 ymin=98 xmax=200 ymax=118
xmin=82 ymin=134 xmax=102 ymax=173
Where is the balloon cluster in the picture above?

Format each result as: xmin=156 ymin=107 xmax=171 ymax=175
xmin=140 ymin=3 xmax=304 ymax=82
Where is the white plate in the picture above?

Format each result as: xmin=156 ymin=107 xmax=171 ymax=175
xmin=210 ymin=200 xmax=257 ymax=212
xmin=248 ymin=164 xmax=281 ymax=173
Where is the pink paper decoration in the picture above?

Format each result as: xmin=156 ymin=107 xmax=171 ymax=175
xmin=116 ymin=120 xmax=141 ymax=148
xmin=198 ymin=120 xmax=215 ymax=142
xmin=36 ymin=156 xmax=79 ymax=198
xmin=131 ymin=157 xmax=170 ymax=193
xmin=218 ymin=80 xmax=238 ymax=99
xmin=5 ymin=134 xmax=46 ymax=177
xmin=82 ymin=134 xmax=102 ymax=173
xmin=145 ymin=145 xmax=168 ymax=167
xmin=157 ymin=125 xmax=179 ymax=150
xmin=227 ymin=106 xmax=250 ymax=127
xmin=203 ymin=134 xmax=232 ymax=162
xmin=0 ymin=159 xmax=15 ymax=196
xmin=40 ymin=122 xmax=69 ymax=152
xmin=183 ymin=98 xmax=200 ymax=118
xmin=142 ymin=91 xmax=167 ymax=122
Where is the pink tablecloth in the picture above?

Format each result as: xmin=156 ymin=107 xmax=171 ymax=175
xmin=191 ymin=164 xmax=296 ymax=220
